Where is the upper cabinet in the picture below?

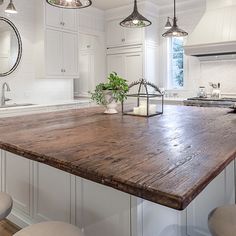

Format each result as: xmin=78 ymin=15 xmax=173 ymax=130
xmin=45 ymin=3 xmax=77 ymax=32
xmin=35 ymin=1 xmax=79 ymax=79
xmin=106 ymin=19 xmax=143 ymax=48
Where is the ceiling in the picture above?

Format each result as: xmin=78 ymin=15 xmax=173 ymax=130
xmin=92 ymin=0 xmax=189 ymax=10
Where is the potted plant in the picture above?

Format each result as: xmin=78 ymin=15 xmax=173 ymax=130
xmin=90 ymin=72 xmax=129 ymax=114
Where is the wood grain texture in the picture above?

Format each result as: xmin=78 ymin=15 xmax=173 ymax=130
xmin=0 ymin=220 xmax=20 ymax=236
xmin=0 ymin=106 xmax=235 ymax=210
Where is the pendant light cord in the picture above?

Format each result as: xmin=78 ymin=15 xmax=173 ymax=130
xmin=174 ymin=0 xmax=176 ymax=18
xmin=134 ymin=0 xmax=137 ymax=11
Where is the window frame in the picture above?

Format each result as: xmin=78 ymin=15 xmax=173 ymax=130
xmin=167 ymin=37 xmax=185 ymax=90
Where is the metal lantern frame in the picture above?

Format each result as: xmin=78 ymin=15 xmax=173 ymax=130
xmin=122 ymin=79 xmax=164 ymax=117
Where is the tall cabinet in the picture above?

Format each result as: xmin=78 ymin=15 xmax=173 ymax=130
xmin=35 ymin=1 xmax=79 ymax=79
xmin=106 ymin=17 xmax=158 ymax=87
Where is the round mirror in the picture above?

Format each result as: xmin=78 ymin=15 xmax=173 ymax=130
xmin=0 ymin=17 xmax=22 ymax=77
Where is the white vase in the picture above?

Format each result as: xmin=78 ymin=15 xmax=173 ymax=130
xmin=103 ymin=91 xmax=118 ymax=114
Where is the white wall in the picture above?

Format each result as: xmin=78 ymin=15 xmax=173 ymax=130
xmin=0 ymin=0 xmax=74 ymax=104
xmin=159 ymin=0 xmax=236 ymax=98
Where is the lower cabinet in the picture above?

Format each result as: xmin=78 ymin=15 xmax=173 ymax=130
xmin=1 ymin=152 xmax=33 ymax=221
xmin=76 ymin=178 xmax=130 ymax=236
xmin=33 ymin=163 xmax=71 ymax=223
xmin=186 ymin=161 xmax=235 ymax=236
xmin=0 ymin=150 xmax=235 ymax=236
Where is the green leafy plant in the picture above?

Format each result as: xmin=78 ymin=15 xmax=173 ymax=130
xmin=90 ymin=72 xmax=129 ymax=106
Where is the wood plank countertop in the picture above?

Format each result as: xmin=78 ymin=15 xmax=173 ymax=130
xmin=0 ymin=105 xmax=235 ymax=210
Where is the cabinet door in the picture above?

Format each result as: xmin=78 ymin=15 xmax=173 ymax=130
xmin=106 ymin=20 xmax=124 ymax=47
xmin=107 ymin=54 xmax=125 ymax=78
xmin=33 ymin=163 xmax=71 ymax=223
xmin=124 ymin=52 xmax=143 ymax=92
xmin=45 ymin=29 xmax=63 ymax=76
xmin=187 ymin=161 xmax=235 ymax=236
xmin=76 ymin=179 xmax=130 ymax=236
xmin=78 ymin=52 xmax=95 ymax=96
xmin=45 ymin=3 xmax=62 ymax=29
xmin=79 ymin=33 xmax=95 ymax=51
xmin=62 ymin=32 xmax=78 ymax=76
xmin=124 ymin=28 xmax=143 ymax=45
xmin=3 ymin=152 xmax=32 ymax=217
xmin=62 ymin=9 xmax=77 ymax=32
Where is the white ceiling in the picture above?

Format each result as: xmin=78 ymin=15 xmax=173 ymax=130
xmin=92 ymin=0 xmax=189 ymax=10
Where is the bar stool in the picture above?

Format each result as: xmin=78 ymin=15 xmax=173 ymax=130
xmin=208 ymin=205 xmax=236 ymax=236
xmin=13 ymin=221 xmax=83 ymax=236
xmin=0 ymin=192 xmax=13 ymax=220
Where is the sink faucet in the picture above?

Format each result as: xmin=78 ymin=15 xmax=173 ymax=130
xmin=1 ymin=82 xmax=11 ymax=106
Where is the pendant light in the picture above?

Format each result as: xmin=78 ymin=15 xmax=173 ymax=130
xmin=164 ymin=17 xmax=172 ymax=30
xmin=5 ymin=0 xmax=17 ymax=14
xmin=46 ymin=0 xmax=92 ymax=9
xmin=120 ymin=0 xmax=151 ymax=28
xmin=162 ymin=0 xmax=188 ymax=37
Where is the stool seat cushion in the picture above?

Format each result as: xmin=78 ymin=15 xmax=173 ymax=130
xmin=14 ymin=221 xmax=83 ymax=236
xmin=0 ymin=192 xmax=13 ymax=220
xmin=208 ymin=205 xmax=236 ymax=236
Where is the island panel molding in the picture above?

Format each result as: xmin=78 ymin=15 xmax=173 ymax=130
xmin=0 ymin=106 xmax=235 ymax=210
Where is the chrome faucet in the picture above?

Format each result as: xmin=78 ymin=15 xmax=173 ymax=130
xmin=1 ymin=82 xmax=11 ymax=106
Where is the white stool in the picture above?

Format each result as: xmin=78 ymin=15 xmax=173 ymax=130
xmin=208 ymin=205 xmax=236 ymax=236
xmin=0 ymin=192 xmax=13 ymax=220
xmin=14 ymin=221 xmax=83 ymax=236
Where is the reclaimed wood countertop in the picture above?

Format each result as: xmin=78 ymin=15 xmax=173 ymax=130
xmin=0 ymin=105 xmax=235 ymax=210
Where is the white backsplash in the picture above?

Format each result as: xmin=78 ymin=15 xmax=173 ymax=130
xmin=199 ymin=60 xmax=236 ymax=96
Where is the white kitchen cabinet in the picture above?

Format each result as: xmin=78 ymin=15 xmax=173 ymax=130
xmin=107 ymin=51 xmax=143 ymax=93
xmin=107 ymin=44 xmax=158 ymax=88
xmin=187 ymin=161 xmax=235 ymax=236
xmin=107 ymin=54 xmax=125 ymax=78
xmin=76 ymin=178 xmax=131 ymax=236
xmin=33 ymin=163 xmax=71 ymax=223
xmin=46 ymin=2 xmax=77 ymax=32
xmin=43 ymin=29 xmax=78 ymax=78
xmin=2 ymin=152 xmax=33 ymax=218
xmin=1 ymin=148 xmax=235 ymax=236
xmin=106 ymin=19 xmax=143 ymax=48
xmin=63 ymin=32 xmax=78 ymax=76
xmin=35 ymin=0 xmax=79 ymax=79
xmin=75 ymin=33 xmax=106 ymax=97
xmin=45 ymin=29 xmax=63 ymax=76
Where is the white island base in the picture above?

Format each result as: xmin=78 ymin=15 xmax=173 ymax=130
xmin=0 ymin=150 xmax=235 ymax=236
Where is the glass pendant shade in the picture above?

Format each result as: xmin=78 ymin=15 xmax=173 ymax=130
xmin=5 ymin=0 xmax=17 ymax=14
xmin=46 ymin=0 xmax=92 ymax=9
xmin=120 ymin=0 xmax=151 ymax=28
xmin=162 ymin=0 xmax=188 ymax=37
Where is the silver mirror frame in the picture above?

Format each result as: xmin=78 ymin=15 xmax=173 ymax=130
xmin=0 ymin=17 xmax=22 ymax=77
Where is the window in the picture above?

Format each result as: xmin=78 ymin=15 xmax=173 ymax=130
xmin=167 ymin=37 xmax=184 ymax=89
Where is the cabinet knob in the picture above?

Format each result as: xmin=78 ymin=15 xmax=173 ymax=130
xmin=122 ymin=38 xmax=125 ymax=42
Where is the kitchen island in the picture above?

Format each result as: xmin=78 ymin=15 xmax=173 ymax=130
xmin=0 ymin=105 xmax=235 ymax=236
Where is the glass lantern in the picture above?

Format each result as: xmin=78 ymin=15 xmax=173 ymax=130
xmin=122 ymin=79 xmax=164 ymax=117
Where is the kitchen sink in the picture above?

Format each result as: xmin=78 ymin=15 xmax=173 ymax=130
xmin=0 ymin=103 xmax=35 ymax=109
